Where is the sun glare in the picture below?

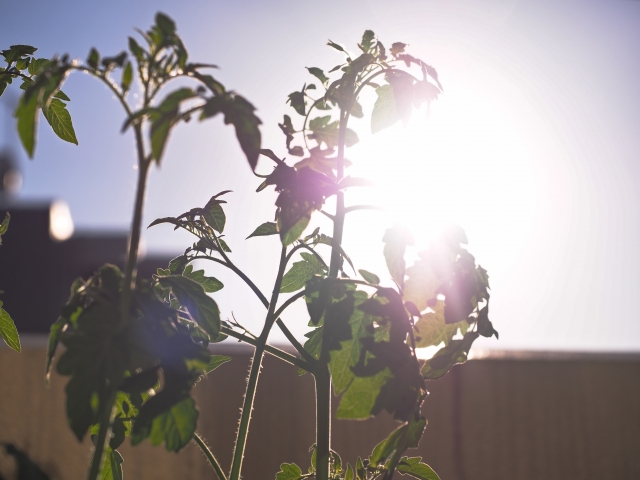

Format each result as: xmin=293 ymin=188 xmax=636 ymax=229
xmin=342 ymin=79 xmax=537 ymax=284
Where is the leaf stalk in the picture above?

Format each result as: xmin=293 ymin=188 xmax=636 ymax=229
xmin=193 ymin=432 xmax=227 ymax=480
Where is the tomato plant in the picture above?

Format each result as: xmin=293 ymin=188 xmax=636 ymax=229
xmin=1 ymin=13 xmax=497 ymax=480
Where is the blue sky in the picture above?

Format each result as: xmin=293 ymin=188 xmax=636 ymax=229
xmin=2 ymin=0 xmax=640 ymax=350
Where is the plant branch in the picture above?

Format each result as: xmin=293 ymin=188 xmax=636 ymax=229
xmin=273 ymin=290 xmax=307 ymax=319
xmin=191 ymin=255 xmax=311 ymax=361
xmin=193 ymin=432 xmax=227 ymax=480
xmin=275 ymin=319 xmax=316 ymax=367
xmin=344 ymin=205 xmax=384 ymax=215
xmin=221 ymin=326 xmax=311 ymax=371
xmin=75 ymin=66 xmax=133 ymax=117
xmin=229 ymin=246 xmax=288 ymax=480
xmin=319 ymin=210 xmax=335 ymax=221
xmin=191 ymin=255 xmax=269 ymax=308
xmin=286 ymin=242 xmax=328 ymax=270
xmin=87 ymin=390 xmax=117 ymax=480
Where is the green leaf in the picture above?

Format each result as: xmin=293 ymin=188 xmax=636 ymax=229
xmin=15 ymin=92 xmax=39 ymax=158
xmin=329 ymin=294 xmax=371 ymax=394
xmin=223 ymin=95 xmax=261 ymax=170
xmin=149 ymin=397 xmax=198 ymax=452
xmin=289 ymin=145 xmax=304 ymax=156
xmin=390 ymin=42 xmax=407 ymax=56
xmin=203 ymin=198 xmax=226 ymax=233
xmin=168 ymin=255 xmax=188 ymax=274
xmin=54 ymin=90 xmax=71 ymax=101
xmin=46 ymin=315 xmax=69 ymax=383
xmin=382 ymin=227 xmax=414 ymax=289
xmin=404 ymin=262 xmax=440 ymax=312
xmin=327 ymin=40 xmax=347 ymax=54
xmin=15 ymin=57 xmax=30 ymax=71
xmin=307 ymin=116 xmax=358 ymax=149
xmin=414 ymin=301 xmax=466 ymax=348
xmin=350 ymin=99 xmax=364 ymax=119
xmin=331 ymin=450 xmax=343 ymax=474
xmin=150 ymin=112 xmax=174 ymax=163
xmin=155 ymin=12 xmax=176 ymax=36
xmin=121 ymin=62 xmax=133 ymax=93
xmin=100 ymin=448 xmax=124 ymax=480
xmin=371 ymin=84 xmax=398 ymax=134
xmin=150 ymin=88 xmax=196 ymax=163
xmin=0 ymin=79 xmax=8 ymax=99
xmin=158 ymin=275 xmax=221 ymax=337
xmin=306 ymin=67 xmax=329 ymax=85
xmin=128 ymin=37 xmax=145 ymax=62
xmin=345 ymin=464 xmax=354 ymax=480
xmin=355 ymin=457 xmax=366 ymax=480
xmin=1 ymin=45 xmax=37 ymax=64
xmin=298 ymin=327 xmax=323 ymax=375
xmin=183 ymin=266 xmax=224 ymax=293
xmin=204 ymin=355 xmax=231 ymax=374
xmin=359 ymin=30 xmax=375 ymax=53
xmin=275 ymin=463 xmax=303 ymax=480
xmin=259 ymin=148 xmax=284 ymax=163
xmin=28 ymin=58 xmax=50 ymax=75
xmin=217 ymin=238 xmax=232 ymax=253
xmin=476 ymin=304 xmax=498 ymax=339
xmin=358 ymin=269 xmax=380 ymax=285
xmin=280 ymin=252 xmax=327 ymax=293
xmin=101 ymin=51 xmax=127 ymax=70
xmin=396 ymin=457 xmax=441 ymax=480
xmin=87 ymin=48 xmax=100 ymax=69
xmin=247 ymin=221 xmax=278 ymax=239
xmin=421 ymin=332 xmax=479 ymax=379
xmin=336 ymin=369 xmax=391 ymax=419
xmin=43 ymin=98 xmax=78 ymax=145
xmin=369 ymin=417 xmax=426 ymax=468
xmin=287 ymin=90 xmax=306 ymax=116
xmin=0 ymin=302 xmax=20 ymax=352
xmin=280 ymin=213 xmax=311 ymax=247
xmin=0 ymin=212 xmax=10 ymax=241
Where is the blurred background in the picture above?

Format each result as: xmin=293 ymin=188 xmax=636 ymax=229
xmin=1 ymin=0 xmax=639 ymax=351
xmin=1 ymin=1 xmax=640 ymax=479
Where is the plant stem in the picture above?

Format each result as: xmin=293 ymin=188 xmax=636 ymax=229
xmin=87 ymin=390 xmax=117 ymax=480
xmin=328 ymin=109 xmax=348 ymax=278
xmin=314 ymin=363 xmax=332 ymax=480
xmin=229 ymin=343 xmax=265 ymax=480
xmin=193 ymin=432 xmax=227 ymax=480
xmin=314 ymin=104 xmax=351 ymax=480
xmin=229 ymin=246 xmax=288 ymax=480
xmin=120 ymin=125 xmax=150 ymax=323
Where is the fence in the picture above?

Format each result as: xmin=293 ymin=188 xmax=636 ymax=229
xmin=1 ymin=337 xmax=639 ymax=480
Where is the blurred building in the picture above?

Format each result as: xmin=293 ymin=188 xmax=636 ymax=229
xmin=0 ymin=149 xmax=173 ymax=333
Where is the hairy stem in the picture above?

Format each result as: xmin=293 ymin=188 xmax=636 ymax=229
xmin=120 ymin=124 xmax=150 ymax=323
xmin=193 ymin=432 xmax=227 ymax=480
xmin=229 ymin=246 xmax=288 ymax=480
xmin=314 ymin=363 xmax=332 ymax=480
xmin=315 ymin=102 xmax=351 ymax=480
xmin=87 ymin=390 xmax=117 ymax=480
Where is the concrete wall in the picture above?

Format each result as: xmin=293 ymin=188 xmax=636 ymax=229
xmin=1 ymin=338 xmax=639 ymax=480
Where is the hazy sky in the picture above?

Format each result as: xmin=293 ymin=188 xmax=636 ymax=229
xmin=2 ymin=0 xmax=639 ymax=351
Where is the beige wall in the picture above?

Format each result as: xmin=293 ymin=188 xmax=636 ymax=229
xmin=1 ymin=338 xmax=639 ymax=480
